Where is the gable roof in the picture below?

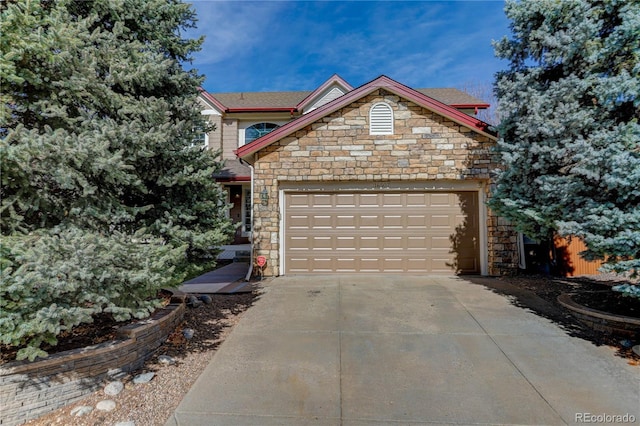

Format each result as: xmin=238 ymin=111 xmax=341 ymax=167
xmin=296 ymin=74 xmax=354 ymax=112
xmin=236 ymin=75 xmax=496 ymax=161
xmin=199 ymin=78 xmax=488 ymax=114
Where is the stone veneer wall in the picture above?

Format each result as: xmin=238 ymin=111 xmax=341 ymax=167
xmin=251 ymin=89 xmax=518 ymax=276
xmin=0 ymin=301 xmax=185 ymax=426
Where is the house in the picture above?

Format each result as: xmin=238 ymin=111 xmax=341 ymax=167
xmin=199 ymin=74 xmax=518 ymax=275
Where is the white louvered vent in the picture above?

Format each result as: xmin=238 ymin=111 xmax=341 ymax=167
xmin=306 ymin=87 xmax=345 ymax=113
xmin=369 ymin=102 xmax=394 ymax=135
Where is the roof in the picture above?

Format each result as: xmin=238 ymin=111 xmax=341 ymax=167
xmin=415 ymin=88 xmax=489 ymax=108
xmin=235 ymin=75 xmax=496 ymax=162
xmin=212 ymin=159 xmax=251 ymax=181
xmin=201 ymin=79 xmax=489 ymax=112
xmin=211 ymin=91 xmax=311 ymax=110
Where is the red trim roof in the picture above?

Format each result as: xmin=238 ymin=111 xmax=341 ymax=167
xmin=236 ymin=75 xmax=496 ymax=161
xmin=198 ymin=87 xmax=226 ymax=112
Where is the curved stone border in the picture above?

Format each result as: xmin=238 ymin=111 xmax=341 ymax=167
xmin=0 ymin=295 xmax=185 ymax=426
xmin=558 ymin=293 xmax=640 ymax=336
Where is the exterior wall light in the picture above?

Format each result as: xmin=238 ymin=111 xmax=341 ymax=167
xmin=260 ymin=188 xmax=269 ymax=206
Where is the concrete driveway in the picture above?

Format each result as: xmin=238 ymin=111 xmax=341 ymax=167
xmin=166 ymin=275 xmax=639 ymax=425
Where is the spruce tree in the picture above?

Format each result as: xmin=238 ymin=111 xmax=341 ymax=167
xmin=1 ymin=0 xmax=234 ymax=359
xmin=490 ymin=0 xmax=640 ymax=276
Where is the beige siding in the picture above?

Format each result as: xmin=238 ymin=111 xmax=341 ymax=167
xmin=221 ymin=119 xmax=238 ymax=160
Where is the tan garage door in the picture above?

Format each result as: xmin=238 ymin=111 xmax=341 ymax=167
xmin=284 ymin=191 xmax=480 ymax=274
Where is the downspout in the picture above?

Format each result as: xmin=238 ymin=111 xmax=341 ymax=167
xmin=240 ymin=158 xmax=254 ymax=281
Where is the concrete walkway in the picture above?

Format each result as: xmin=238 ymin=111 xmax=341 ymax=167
xmin=178 ymin=262 xmax=250 ymax=294
xmin=166 ymin=275 xmax=639 ymax=425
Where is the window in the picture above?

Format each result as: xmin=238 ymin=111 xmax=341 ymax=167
xmin=245 ymin=122 xmax=280 ymax=145
xmin=369 ymin=102 xmax=394 ymax=135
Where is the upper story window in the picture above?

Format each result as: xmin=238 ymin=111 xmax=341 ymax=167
xmin=369 ymin=102 xmax=394 ymax=135
xmin=245 ymin=122 xmax=280 ymax=144
xmin=192 ymin=124 xmax=209 ymax=148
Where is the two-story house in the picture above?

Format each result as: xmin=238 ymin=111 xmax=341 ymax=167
xmin=199 ymin=74 xmax=518 ymax=276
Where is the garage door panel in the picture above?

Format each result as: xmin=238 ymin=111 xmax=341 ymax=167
xmin=383 ymin=215 xmax=403 ymax=228
xmin=359 ymin=215 xmax=379 ymax=228
xmin=358 ymin=194 xmax=380 ymax=207
xmin=336 ymin=236 xmax=356 ymax=250
xmin=407 ymin=215 xmax=428 ymax=228
xmin=287 ymin=219 xmax=310 ymax=230
xmin=359 ymin=236 xmax=381 ymax=250
xmin=284 ymin=191 xmax=480 ymax=275
xmin=407 ymin=236 xmax=427 ymax=249
xmin=312 ymin=215 xmax=333 ymax=228
xmin=429 ymin=193 xmax=454 ymax=206
xmin=336 ymin=215 xmax=356 ymax=228
xmin=381 ymin=193 xmax=403 ymax=206
xmin=382 ymin=236 xmax=403 ymax=249
xmin=406 ymin=193 xmax=428 ymax=207
xmin=336 ymin=193 xmax=357 ymax=207
xmin=430 ymin=214 xmax=455 ymax=228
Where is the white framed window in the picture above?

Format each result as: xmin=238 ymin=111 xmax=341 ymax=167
xmin=244 ymin=122 xmax=280 ymax=145
xmin=369 ymin=102 xmax=394 ymax=135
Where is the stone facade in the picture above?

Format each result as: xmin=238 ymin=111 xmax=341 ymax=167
xmin=250 ymin=89 xmax=517 ymax=276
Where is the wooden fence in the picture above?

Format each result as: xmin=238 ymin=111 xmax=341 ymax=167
xmin=553 ymin=236 xmax=603 ymax=277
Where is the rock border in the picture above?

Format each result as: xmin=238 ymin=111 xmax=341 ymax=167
xmin=0 ymin=293 xmax=185 ymax=426
xmin=558 ymin=292 xmax=640 ymax=336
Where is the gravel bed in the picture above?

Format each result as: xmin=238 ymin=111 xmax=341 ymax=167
xmin=23 ymin=290 xmax=259 ymax=426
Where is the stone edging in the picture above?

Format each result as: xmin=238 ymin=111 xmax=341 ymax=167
xmin=0 ymin=295 xmax=185 ymax=426
xmin=557 ymin=292 xmax=640 ymax=336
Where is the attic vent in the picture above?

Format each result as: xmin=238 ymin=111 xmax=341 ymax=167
xmin=369 ymin=102 xmax=394 ymax=135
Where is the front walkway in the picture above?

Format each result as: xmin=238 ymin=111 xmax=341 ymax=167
xmin=178 ymin=262 xmax=251 ymax=294
xmin=166 ymin=275 xmax=639 ymax=425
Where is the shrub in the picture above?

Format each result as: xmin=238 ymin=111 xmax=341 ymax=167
xmin=0 ymin=227 xmax=185 ymax=361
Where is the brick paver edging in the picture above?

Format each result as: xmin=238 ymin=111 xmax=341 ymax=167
xmin=0 ymin=298 xmax=185 ymax=426
xmin=558 ymin=292 xmax=640 ymax=336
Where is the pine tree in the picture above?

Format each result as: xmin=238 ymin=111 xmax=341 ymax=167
xmin=490 ymin=0 xmax=640 ymax=276
xmin=1 ymin=0 xmax=234 ymax=359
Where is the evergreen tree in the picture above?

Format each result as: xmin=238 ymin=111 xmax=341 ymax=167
xmin=490 ymin=0 xmax=640 ymax=276
xmin=1 ymin=0 xmax=234 ymax=359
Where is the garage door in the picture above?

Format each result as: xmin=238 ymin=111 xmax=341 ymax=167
xmin=284 ymin=191 xmax=480 ymax=274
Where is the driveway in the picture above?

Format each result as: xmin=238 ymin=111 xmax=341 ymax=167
xmin=166 ymin=275 xmax=639 ymax=425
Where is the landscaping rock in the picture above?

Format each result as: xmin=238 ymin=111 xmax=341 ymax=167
xmin=133 ymin=372 xmax=155 ymax=384
xmin=199 ymin=294 xmax=212 ymax=304
xmin=104 ymin=380 xmax=124 ymax=396
xmin=70 ymin=406 xmax=93 ymax=417
xmin=115 ymin=421 xmax=135 ymax=426
xmin=620 ymin=339 xmax=633 ymax=348
xmin=186 ymin=295 xmax=202 ymax=308
xmin=182 ymin=328 xmax=194 ymax=339
xmin=158 ymin=355 xmax=176 ymax=365
xmin=107 ymin=368 xmax=127 ymax=380
xmin=96 ymin=399 xmax=116 ymax=412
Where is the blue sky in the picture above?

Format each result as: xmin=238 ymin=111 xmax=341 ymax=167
xmin=185 ymin=1 xmax=511 ymax=94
